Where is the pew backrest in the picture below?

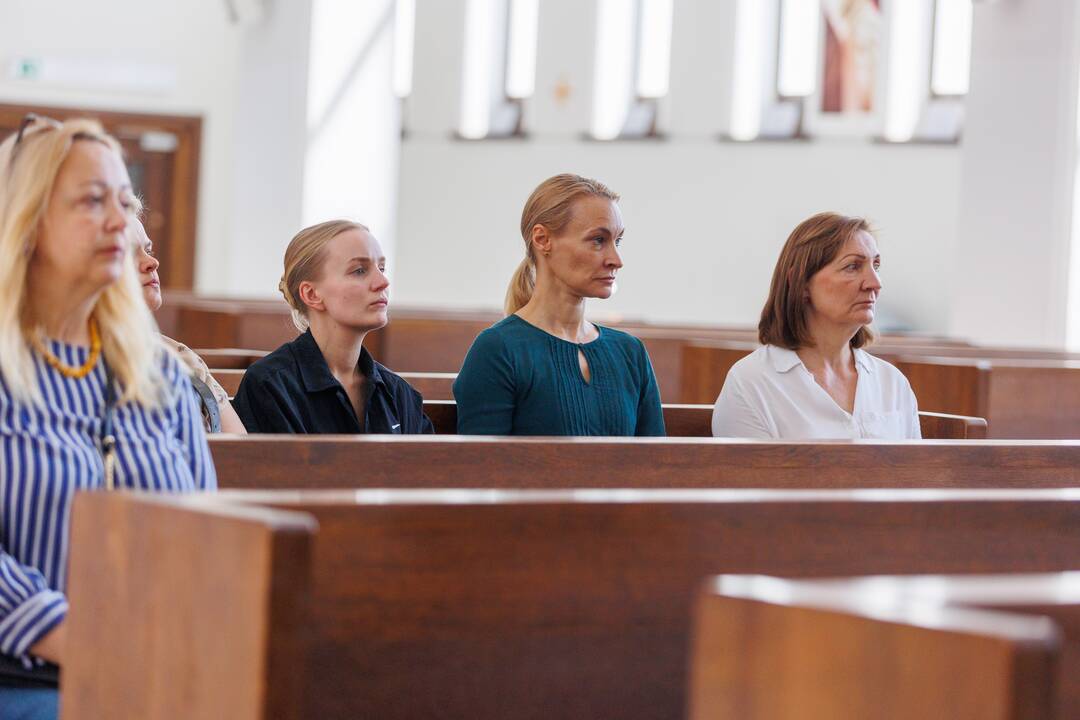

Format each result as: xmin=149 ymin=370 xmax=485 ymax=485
xmin=63 ymin=489 xmax=1080 ymax=719
xmin=690 ymin=574 xmax=1061 ymax=719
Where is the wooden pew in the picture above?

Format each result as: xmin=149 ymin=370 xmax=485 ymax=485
xmin=421 ymin=399 xmax=987 ymax=439
xmin=209 ymin=436 xmax=1074 ymax=490
xmin=63 ymin=488 xmax=1080 ymax=719
xmin=193 ymin=348 xmax=267 ymax=369
xmin=692 ymin=572 xmax=1080 ymax=718
xmin=212 ymin=363 xmax=987 ymax=439
xmin=681 ymin=343 xmax=1080 ymax=439
xmin=690 ymin=573 xmax=1062 ymax=719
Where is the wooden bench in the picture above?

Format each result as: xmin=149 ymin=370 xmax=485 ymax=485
xmin=62 ymin=488 xmax=1080 ymax=719
xmin=193 ymin=348 xmax=267 ymax=369
xmin=209 ymin=435 xmax=1077 ymax=490
xmin=690 ymin=573 xmax=1062 ymax=719
xmin=212 ymin=364 xmax=988 ymax=439
xmin=420 ymin=400 xmax=986 ymax=439
xmin=681 ymin=343 xmax=1080 ymax=439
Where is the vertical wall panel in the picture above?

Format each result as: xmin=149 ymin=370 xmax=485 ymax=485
xmin=406 ymin=0 xmax=467 ymax=136
xmin=664 ymin=0 xmax=738 ymax=137
xmin=527 ymin=0 xmax=599 ymax=137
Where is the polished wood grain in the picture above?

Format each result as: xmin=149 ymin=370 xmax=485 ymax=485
xmin=420 ymin=399 xmax=985 ymax=439
xmin=195 ymin=348 xmax=268 ymax=370
xmin=696 ymin=572 xmax=1080 ymax=718
xmin=62 ymin=492 xmax=316 ymax=720
xmin=66 ymin=489 xmax=1080 ymax=719
xmin=208 ymin=435 xmax=1080 ymax=489
xmin=690 ymin=578 xmax=1059 ymax=719
xmin=680 ymin=342 xmax=1080 ymax=439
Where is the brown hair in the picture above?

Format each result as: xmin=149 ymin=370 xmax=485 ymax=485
xmin=758 ymin=212 xmax=877 ymax=350
xmin=279 ymin=219 xmax=368 ymax=331
xmin=504 ymin=173 xmax=620 ymax=315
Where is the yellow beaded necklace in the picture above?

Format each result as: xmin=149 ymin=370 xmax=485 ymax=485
xmin=33 ymin=318 xmax=102 ymax=379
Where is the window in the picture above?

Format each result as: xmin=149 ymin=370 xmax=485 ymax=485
xmin=931 ymin=0 xmax=973 ymax=97
xmin=392 ymin=0 xmax=416 ymax=98
xmin=459 ymin=0 xmax=539 ymax=139
xmin=591 ymin=0 xmax=674 ymax=140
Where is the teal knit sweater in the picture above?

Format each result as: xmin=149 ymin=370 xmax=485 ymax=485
xmin=453 ymin=314 xmax=666 ymax=436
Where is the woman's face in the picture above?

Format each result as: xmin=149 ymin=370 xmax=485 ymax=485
xmin=805 ymin=230 xmax=882 ymax=333
xmin=33 ymin=140 xmax=134 ymax=297
xmin=304 ymin=228 xmax=389 ymax=333
xmin=132 ymin=220 xmax=162 ymax=312
xmin=537 ymin=195 xmax=624 ymax=300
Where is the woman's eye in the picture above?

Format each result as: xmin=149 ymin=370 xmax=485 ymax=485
xmin=84 ymin=195 xmax=104 ymax=206
xmin=614 ymin=237 xmax=622 ymax=247
xmin=352 ymin=267 xmax=367 ymax=275
xmin=592 ymin=237 xmax=604 ymax=246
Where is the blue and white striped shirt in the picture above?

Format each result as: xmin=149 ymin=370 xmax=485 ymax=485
xmin=0 ymin=339 xmax=216 ymax=665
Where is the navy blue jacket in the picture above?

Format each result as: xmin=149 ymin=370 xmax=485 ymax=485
xmin=234 ymin=329 xmax=434 ymax=434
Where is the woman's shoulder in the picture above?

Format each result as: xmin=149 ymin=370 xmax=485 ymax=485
xmin=234 ymin=340 xmax=305 ymax=396
xmin=466 ymin=316 xmax=523 ymax=353
xmin=727 ymin=345 xmax=780 ymax=380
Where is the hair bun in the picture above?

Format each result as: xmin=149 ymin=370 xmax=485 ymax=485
xmin=278 ymin=277 xmax=293 ymax=307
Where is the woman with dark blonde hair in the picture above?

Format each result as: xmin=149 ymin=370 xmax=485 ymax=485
xmin=454 ymin=173 xmax=664 ymax=436
xmin=233 ymin=220 xmax=432 ymax=434
xmin=0 ymin=115 xmax=215 ymax=717
xmin=132 ymin=215 xmax=246 ymax=434
xmin=712 ymin=211 xmax=919 ymax=439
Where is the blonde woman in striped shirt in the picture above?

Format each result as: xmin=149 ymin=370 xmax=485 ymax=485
xmin=0 ymin=116 xmax=215 ymax=718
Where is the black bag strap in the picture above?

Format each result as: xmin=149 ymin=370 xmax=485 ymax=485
xmin=100 ymin=360 xmax=118 ymax=490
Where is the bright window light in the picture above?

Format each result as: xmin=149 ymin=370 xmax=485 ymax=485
xmin=460 ymin=0 xmax=502 ymax=139
xmin=730 ymin=0 xmax=767 ymax=141
xmin=506 ymin=0 xmax=539 ymax=99
xmin=931 ymin=0 xmax=973 ymax=96
xmin=777 ymin=0 xmax=819 ymax=98
xmin=592 ymin=0 xmax=638 ymax=139
xmin=392 ymin=0 xmax=416 ymax=98
xmin=636 ymin=0 xmax=674 ymax=98
xmin=884 ymin=0 xmax=930 ymax=142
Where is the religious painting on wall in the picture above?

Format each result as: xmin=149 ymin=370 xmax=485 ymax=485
xmin=805 ymin=0 xmax=888 ymax=138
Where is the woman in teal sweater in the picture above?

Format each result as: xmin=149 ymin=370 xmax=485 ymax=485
xmin=454 ymin=174 xmax=665 ymax=436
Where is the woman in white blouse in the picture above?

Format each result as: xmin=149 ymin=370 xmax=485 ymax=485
xmin=712 ymin=212 xmax=920 ymax=440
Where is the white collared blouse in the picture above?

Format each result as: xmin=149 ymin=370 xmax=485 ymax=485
xmin=711 ymin=345 xmax=921 ymax=440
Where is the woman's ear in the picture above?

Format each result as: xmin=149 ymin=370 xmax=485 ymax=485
xmin=530 ymin=223 xmax=552 ymax=258
xmin=298 ymin=280 xmax=325 ymax=313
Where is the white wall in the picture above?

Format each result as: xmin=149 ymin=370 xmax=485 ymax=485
xmin=393 ymin=0 xmax=962 ymax=333
xmin=0 ymin=0 xmax=242 ymax=294
xmin=954 ymin=0 xmax=1080 ymax=348
xmin=394 ymin=139 xmax=960 ymax=330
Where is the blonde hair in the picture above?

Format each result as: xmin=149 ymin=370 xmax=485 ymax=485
xmin=0 ymin=118 xmax=171 ymax=407
xmin=279 ymin=219 xmax=369 ymax=332
xmin=505 ymin=173 xmax=620 ymax=315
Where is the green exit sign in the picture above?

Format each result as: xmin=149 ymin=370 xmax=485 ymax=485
xmin=13 ymin=57 xmax=41 ymax=80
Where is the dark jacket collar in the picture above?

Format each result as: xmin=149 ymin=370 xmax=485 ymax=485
xmin=293 ymin=329 xmax=386 ymax=394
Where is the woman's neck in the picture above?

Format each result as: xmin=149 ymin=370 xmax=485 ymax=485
xmin=307 ymin=316 xmax=367 ymax=381
xmin=798 ymin=319 xmax=859 ymax=375
xmin=26 ymin=274 xmax=100 ymax=345
xmin=516 ymin=281 xmax=593 ymax=343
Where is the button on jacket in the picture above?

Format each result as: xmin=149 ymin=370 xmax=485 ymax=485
xmin=233 ymin=330 xmax=434 ymax=434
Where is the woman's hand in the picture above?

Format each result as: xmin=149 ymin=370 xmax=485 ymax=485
xmin=30 ymin=622 xmax=66 ymax=665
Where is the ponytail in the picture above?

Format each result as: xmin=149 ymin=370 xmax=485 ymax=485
xmin=504 ymin=256 xmax=536 ymax=315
